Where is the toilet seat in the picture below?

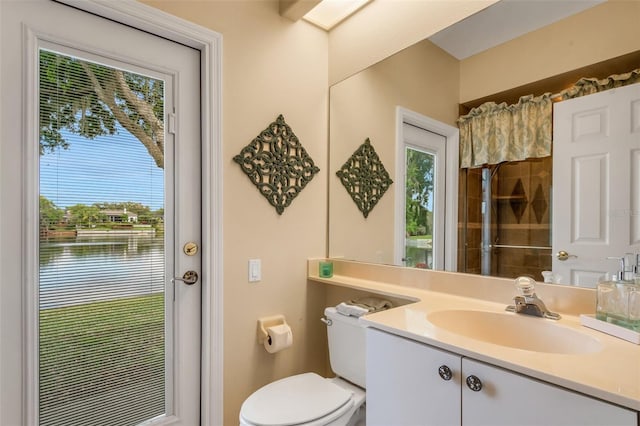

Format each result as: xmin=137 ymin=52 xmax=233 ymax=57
xmin=239 ymin=373 xmax=355 ymax=426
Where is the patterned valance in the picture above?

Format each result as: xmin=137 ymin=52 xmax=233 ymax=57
xmin=458 ymin=68 xmax=640 ymax=169
xmin=560 ymin=68 xmax=640 ymax=100
xmin=458 ymin=94 xmax=552 ymax=169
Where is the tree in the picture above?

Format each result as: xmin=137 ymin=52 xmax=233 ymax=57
xmin=68 ymin=204 xmax=106 ymax=227
xmin=405 ymin=149 xmax=434 ymax=236
xmin=39 ymin=196 xmax=64 ymax=230
xmin=39 ymin=50 xmax=165 ymax=168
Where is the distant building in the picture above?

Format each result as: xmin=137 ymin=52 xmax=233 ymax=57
xmin=101 ymin=208 xmax=138 ymax=223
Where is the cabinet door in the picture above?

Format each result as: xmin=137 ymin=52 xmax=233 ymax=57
xmin=366 ymin=328 xmax=461 ymax=426
xmin=462 ymin=358 xmax=637 ymax=426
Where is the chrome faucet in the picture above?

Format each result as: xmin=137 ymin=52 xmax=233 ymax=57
xmin=506 ymin=276 xmax=561 ymax=320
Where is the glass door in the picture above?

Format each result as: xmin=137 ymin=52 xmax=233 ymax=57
xmin=2 ymin=1 xmax=209 ymax=424
xmin=38 ymin=49 xmax=168 ymax=425
xmin=37 ymin=33 xmax=201 ymax=425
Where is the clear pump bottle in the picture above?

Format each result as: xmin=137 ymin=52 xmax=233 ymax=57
xmin=630 ymin=254 xmax=640 ymax=330
xmin=596 ymin=253 xmax=640 ymax=331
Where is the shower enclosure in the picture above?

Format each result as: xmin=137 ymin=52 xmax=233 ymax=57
xmin=458 ymin=156 xmax=553 ymax=280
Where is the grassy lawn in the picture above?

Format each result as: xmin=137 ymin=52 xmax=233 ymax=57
xmin=39 ymin=293 xmax=165 ymax=423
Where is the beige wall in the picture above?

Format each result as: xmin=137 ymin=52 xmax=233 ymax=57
xmin=142 ymin=1 xmax=329 ymax=424
xmin=328 ymin=0 xmax=497 ymax=85
xmin=329 ymin=40 xmax=459 ymax=264
xmin=460 ymin=0 xmax=640 ymax=103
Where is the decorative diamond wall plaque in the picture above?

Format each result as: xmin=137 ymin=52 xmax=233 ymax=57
xmin=336 ymin=138 xmax=393 ymax=218
xmin=233 ymin=114 xmax=320 ymax=215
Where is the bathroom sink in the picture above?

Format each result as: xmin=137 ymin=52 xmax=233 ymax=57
xmin=427 ymin=309 xmax=602 ymax=354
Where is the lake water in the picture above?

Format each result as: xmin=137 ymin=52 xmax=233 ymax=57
xmin=39 ymin=235 xmax=165 ymax=309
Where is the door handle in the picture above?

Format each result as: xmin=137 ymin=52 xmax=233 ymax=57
xmin=172 ymin=270 xmax=199 ymax=285
xmin=556 ymin=250 xmax=577 ymax=261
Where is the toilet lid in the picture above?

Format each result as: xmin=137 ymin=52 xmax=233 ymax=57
xmin=240 ymin=373 xmax=353 ymax=426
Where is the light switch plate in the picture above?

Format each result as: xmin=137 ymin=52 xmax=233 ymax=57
xmin=248 ymin=259 xmax=261 ymax=282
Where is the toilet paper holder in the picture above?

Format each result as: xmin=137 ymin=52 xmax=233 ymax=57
xmin=257 ymin=315 xmax=288 ymax=344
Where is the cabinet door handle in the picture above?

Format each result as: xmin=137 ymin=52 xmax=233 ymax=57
xmin=438 ymin=365 xmax=453 ymax=381
xmin=466 ymin=375 xmax=483 ymax=392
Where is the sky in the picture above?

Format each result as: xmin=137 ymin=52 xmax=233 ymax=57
xmin=40 ymin=127 xmax=164 ymax=211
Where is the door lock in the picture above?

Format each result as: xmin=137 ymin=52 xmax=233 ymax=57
xmin=183 ymin=242 xmax=198 ymax=256
xmin=172 ymin=270 xmax=199 ymax=285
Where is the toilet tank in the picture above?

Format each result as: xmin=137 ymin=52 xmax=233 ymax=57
xmin=324 ymin=307 xmax=366 ymax=388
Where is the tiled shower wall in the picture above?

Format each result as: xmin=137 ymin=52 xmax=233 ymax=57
xmin=458 ymin=157 xmax=553 ymax=280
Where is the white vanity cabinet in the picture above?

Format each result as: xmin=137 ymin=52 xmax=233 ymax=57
xmin=366 ymin=328 xmax=638 ymax=426
xmin=461 ymin=357 xmax=636 ymax=426
xmin=366 ymin=327 xmax=462 ymax=425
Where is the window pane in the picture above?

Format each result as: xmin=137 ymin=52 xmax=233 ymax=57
xmin=39 ymin=49 xmax=166 ymax=425
xmin=405 ymin=147 xmax=435 ymax=269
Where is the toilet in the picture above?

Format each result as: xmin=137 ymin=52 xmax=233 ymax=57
xmin=239 ymin=307 xmax=367 ymax=426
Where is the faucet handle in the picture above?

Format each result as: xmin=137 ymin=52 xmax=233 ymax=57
xmin=514 ymin=276 xmax=536 ymax=296
xmin=508 ymin=276 xmax=561 ymax=320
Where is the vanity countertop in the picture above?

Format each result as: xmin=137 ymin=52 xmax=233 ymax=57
xmin=308 ymin=260 xmax=640 ymax=411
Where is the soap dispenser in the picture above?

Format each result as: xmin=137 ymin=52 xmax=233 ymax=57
xmin=630 ymin=254 xmax=640 ymax=330
xmin=596 ymin=254 xmax=639 ymax=330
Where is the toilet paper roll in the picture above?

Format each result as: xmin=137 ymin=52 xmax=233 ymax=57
xmin=264 ymin=324 xmax=293 ymax=354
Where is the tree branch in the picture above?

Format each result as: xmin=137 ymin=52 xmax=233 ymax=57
xmin=40 ymin=87 xmax=96 ymax=97
xmin=114 ymin=70 xmax=165 ymax=155
xmin=81 ymin=63 xmax=164 ymax=168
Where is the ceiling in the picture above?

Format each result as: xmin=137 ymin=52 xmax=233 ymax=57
xmin=428 ymin=0 xmax=605 ymax=60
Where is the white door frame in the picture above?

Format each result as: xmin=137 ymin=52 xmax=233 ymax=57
xmin=46 ymin=1 xmax=224 ymax=424
xmin=394 ymin=107 xmax=458 ymax=271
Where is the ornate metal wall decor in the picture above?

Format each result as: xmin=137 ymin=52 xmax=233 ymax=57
xmin=233 ymin=114 xmax=320 ymax=215
xmin=336 ymin=138 xmax=393 ymax=218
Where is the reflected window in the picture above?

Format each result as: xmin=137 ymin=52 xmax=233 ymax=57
xmin=399 ymin=121 xmax=446 ymax=269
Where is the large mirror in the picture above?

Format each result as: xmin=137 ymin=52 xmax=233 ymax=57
xmin=328 ymin=0 xmax=640 ymax=286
